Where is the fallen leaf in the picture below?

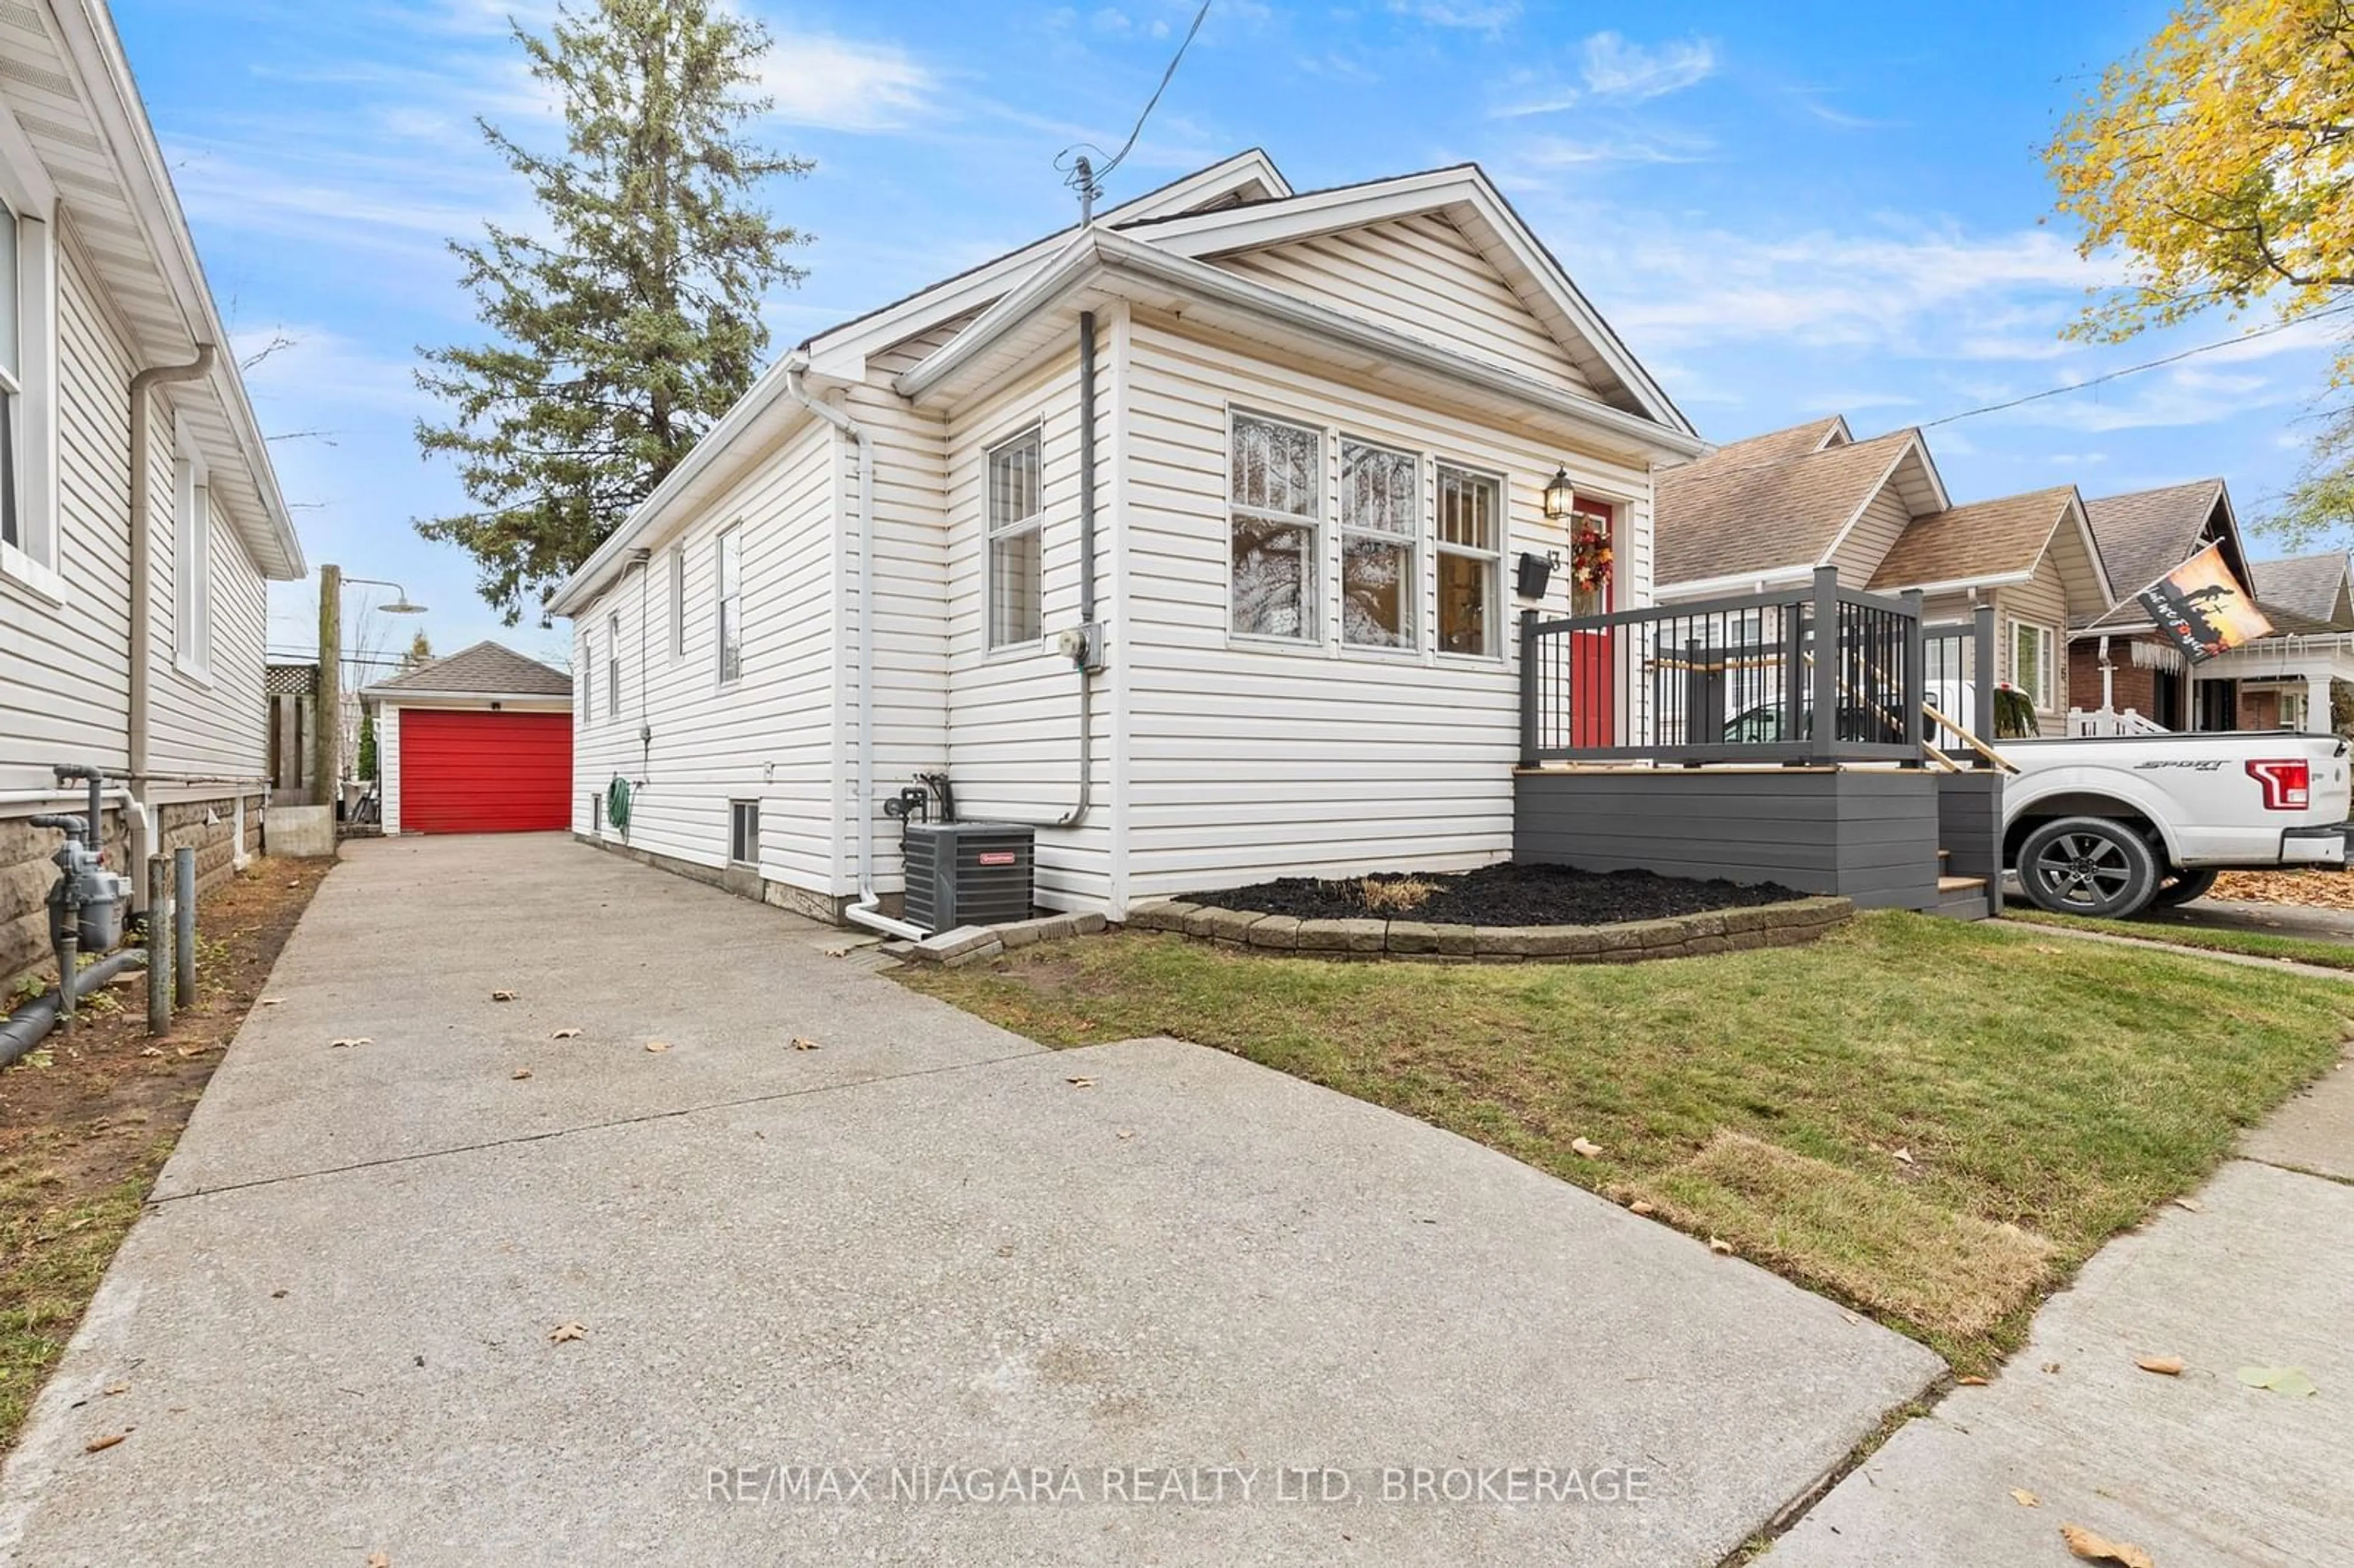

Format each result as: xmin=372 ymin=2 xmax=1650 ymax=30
xmin=2011 ymin=1488 xmax=2041 ymax=1508
xmin=329 ymin=1037 xmax=372 ymax=1049
xmin=1115 ymin=1128 xmax=1135 ymax=1140
xmin=1891 ymin=1146 xmax=1915 ymax=1166
xmin=550 ymin=1028 xmax=581 ymax=1040
xmin=2060 ymin=1521 xmax=2155 ymax=1567
xmin=1707 ymin=1237 xmax=1734 ymax=1256
xmin=2136 ymin=1355 xmax=2185 ymax=1376
xmin=1957 ymin=1376 xmax=1989 ymax=1386
xmin=102 ymin=1382 xmax=129 ymax=1396
xmin=1067 ymin=1076 xmax=1095 ymax=1089
xmin=270 ymin=1288 xmax=289 ymax=1299
xmin=173 ymin=1046 xmax=202 ymax=1059
xmin=1629 ymin=1200 xmax=1656 ymax=1217
xmin=2238 ymin=1366 xmax=2318 ymax=1398
xmin=644 ymin=1041 xmax=671 ymax=1054
xmin=138 ymin=1046 xmax=163 ymax=1059
xmin=510 ymin=1068 xmax=533 ymax=1081
xmin=83 ymin=1433 xmax=126 ymax=1454
xmin=2173 ymin=1197 xmax=2205 ymax=1214
xmin=2043 ymin=1361 xmax=2063 ymax=1374
xmin=367 ymin=1554 xmax=391 ymax=1568
xmin=1570 ymin=1136 xmax=1604 ymax=1159
xmin=259 ymin=997 xmax=286 ymax=1007
xmin=490 ymin=990 xmax=517 ymax=1002
xmin=1840 ymin=1310 xmax=1861 ymax=1325
xmin=822 ymin=948 xmax=849 ymax=959
xmin=790 ymin=1036 xmax=821 ymax=1051
xmin=548 ymin=1322 xmax=587 ymax=1344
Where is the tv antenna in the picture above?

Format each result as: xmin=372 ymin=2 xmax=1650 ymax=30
xmin=1056 ymin=0 xmax=1213 ymax=225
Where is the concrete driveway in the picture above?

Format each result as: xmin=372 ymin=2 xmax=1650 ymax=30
xmin=0 ymin=835 xmax=1939 ymax=1566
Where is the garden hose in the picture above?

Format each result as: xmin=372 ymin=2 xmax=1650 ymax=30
xmin=605 ymin=774 xmax=633 ymax=836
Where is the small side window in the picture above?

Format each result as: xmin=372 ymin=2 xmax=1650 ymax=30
xmin=728 ymin=799 xmax=759 ymax=866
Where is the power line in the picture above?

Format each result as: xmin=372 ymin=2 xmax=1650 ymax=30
xmin=1921 ymin=305 xmax=2354 ymax=430
xmin=1056 ymin=0 xmax=1213 ymax=221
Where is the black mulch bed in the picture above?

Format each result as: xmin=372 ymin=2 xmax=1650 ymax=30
xmin=1189 ymin=862 xmax=1804 ymax=927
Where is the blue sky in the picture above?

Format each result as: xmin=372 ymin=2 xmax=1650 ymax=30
xmin=112 ymin=0 xmax=2344 ymax=666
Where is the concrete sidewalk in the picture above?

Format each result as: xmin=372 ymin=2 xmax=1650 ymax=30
xmin=1772 ymin=1055 xmax=2354 ymax=1566
xmin=0 ymin=835 xmax=1942 ymax=1566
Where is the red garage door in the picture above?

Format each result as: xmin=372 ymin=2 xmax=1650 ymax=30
xmin=398 ymin=709 xmax=573 ymax=834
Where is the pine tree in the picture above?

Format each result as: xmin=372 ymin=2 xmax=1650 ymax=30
xmin=357 ymin=709 xmax=378 ymax=784
xmin=404 ymin=629 xmax=433 ymax=670
xmin=417 ymin=0 xmax=812 ymax=622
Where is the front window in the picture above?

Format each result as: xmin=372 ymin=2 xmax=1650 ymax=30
xmin=1340 ymin=440 xmax=1417 ymax=649
xmin=606 ymin=612 xmax=621 ymax=718
xmin=986 ymin=430 xmax=1043 ymax=649
xmin=729 ymin=800 xmax=760 ymax=866
xmin=1436 ymin=466 xmax=1501 ymax=657
xmin=1229 ymin=413 xmax=1320 ymax=641
xmin=716 ymin=527 xmax=742 ymax=684
xmin=2011 ymin=619 xmax=2055 ymax=710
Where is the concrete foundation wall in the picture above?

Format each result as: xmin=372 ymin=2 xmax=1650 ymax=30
xmin=574 ymin=831 xmax=896 ymax=927
xmin=1 ymin=793 xmax=259 ymax=989
xmin=1513 ymin=767 xmax=1944 ymax=911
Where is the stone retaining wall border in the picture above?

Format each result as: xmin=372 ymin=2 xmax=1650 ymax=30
xmin=1119 ymin=895 xmax=1856 ymax=964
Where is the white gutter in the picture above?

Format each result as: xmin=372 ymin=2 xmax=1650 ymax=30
xmin=780 ymin=363 xmax=924 ymax=943
xmin=896 ymin=229 xmax=1710 ymax=460
xmin=1882 ymin=569 xmax=2038 ymax=598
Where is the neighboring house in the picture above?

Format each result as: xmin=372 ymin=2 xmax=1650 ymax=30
xmin=360 ymin=644 xmax=574 ymax=835
xmin=1653 ymin=417 xmax=2113 ymax=735
xmin=549 ymin=150 xmax=1705 ymax=924
xmin=2206 ymin=552 xmax=2354 ymax=732
xmin=0 ymin=0 xmax=305 ymax=984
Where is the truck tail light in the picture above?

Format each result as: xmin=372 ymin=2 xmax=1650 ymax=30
xmin=2247 ymin=758 xmax=2312 ymax=810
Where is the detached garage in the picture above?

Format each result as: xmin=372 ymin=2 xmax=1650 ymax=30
xmin=362 ymin=643 xmax=574 ymax=835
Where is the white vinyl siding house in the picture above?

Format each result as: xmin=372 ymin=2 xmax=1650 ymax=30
xmin=0 ymin=0 xmax=303 ymax=986
xmin=548 ymin=152 xmax=1700 ymax=924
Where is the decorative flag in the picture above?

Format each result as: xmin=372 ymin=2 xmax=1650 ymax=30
xmin=2135 ymin=542 xmax=2271 ymax=664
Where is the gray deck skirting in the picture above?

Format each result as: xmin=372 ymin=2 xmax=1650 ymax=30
xmin=1122 ymin=895 xmax=1855 ymax=963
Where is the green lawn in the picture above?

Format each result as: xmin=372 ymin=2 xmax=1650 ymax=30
xmin=2002 ymin=907 xmax=2354 ymax=972
xmin=899 ymin=912 xmax=2351 ymax=1375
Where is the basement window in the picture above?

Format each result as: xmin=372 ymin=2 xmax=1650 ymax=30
xmin=986 ymin=428 xmax=1043 ymax=649
xmin=728 ymin=800 xmax=759 ymax=867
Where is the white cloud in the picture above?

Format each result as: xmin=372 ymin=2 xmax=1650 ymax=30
xmin=753 ymin=34 xmax=936 ymax=132
xmin=1518 ymin=133 xmax=1710 ymax=167
xmin=1390 ymin=0 xmax=1522 ymax=28
xmin=1580 ymin=32 xmax=1717 ymax=101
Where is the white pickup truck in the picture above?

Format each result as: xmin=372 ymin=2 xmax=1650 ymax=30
xmin=1998 ymin=730 xmax=2352 ymax=919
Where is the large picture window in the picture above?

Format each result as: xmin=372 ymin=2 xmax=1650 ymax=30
xmin=986 ymin=430 xmax=1043 ymax=648
xmin=1229 ymin=413 xmax=1321 ymax=641
xmin=1340 ymin=440 xmax=1417 ymax=649
xmin=1436 ymin=466 xmax=1502 ymax=657
xmin=716 ymin=527 xmax=742 ymax=685
xmin=2011 ymin=619 xmax=2054 ymax=710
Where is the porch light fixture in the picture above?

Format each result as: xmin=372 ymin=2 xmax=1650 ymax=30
xmin=1542 ymin=465 xmax=1576 ymax=521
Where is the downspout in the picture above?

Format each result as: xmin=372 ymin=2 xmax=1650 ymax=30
xmin=783 ymin=362 xmax=926 ymax=942
xmin=125 ymin=344 xmax=215 ymax=902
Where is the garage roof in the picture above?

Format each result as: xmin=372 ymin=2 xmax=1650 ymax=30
xmin=362 ymin=641 xmax=572 ymax=701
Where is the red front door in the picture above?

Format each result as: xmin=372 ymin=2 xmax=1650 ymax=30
xmin=398 ymin=709 xmax=573 ymax=834
xmin=1569 ymin=501 xmax=1615 ymax=748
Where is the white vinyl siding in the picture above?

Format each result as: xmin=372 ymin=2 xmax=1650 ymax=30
xmin=715 ymin=526 xmax=742 ymax=685
xmin=1339 ymin=438 xmax=1417 ymax=649
xmin=1435 ymin=465 xmax=1502 ymax=658
xmin=1228 ymin=411 xmax=1320 ymax=641
xmin=1213 ymin=214 xmax=1594 ymax=397
xmin=985 ymin=428 xmax=1043 ymax=649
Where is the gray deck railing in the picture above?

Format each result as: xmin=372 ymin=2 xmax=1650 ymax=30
xmin=1519 ymin=566 xmax=1992 ymax=767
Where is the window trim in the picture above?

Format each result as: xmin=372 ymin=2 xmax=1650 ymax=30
xmin=172 ymin=425 xmax=213 ymax=680
xmin=984 ymin=425 xmax=1045 ymax=653
xmin=2009 ymin=618 xmax=2056 ymax=711
xmin=669 ymin=544 xmax=686 ymax=661
xmin=715 ymin=524 xmax=743 ymax=688
xmin=1225 ymin=406 xmax=1325 ymax=647
xmin=1433 ymin=460 xmax=1507 ymax=662
xmin=728 ymin=799 xmax=760 ymax=867
xmin=0 ymin=105 xmax=62 ymax=603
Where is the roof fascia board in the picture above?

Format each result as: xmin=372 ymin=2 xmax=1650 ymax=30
xmin=2059 ymin=492 xmax=2117 ymax=607
xmin=801 ymin=150 xmax=1292 ymax=375
xmin=1132 ymin=166 xmax=1694 ymax=438
xmin=51 ymin=0 xmax=303 ymax=579
xmin=899 ymin=230 xmax=1707 ymax=459
xmin=360 ymin=688 xmax=572 ymax=705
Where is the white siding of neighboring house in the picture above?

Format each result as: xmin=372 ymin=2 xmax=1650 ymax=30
xmin=569 ymin=419 xmax=842 ymax=899
xmin=377 ymin=702 xmax=401 ymax=833
xmin=1213 ymin=215 xmax=1596 ymax=397
xmin=1994 ymin=560 xmax=2073 ymax=738
xmin=145 ymin=394 xmax=271 ymax=790
xmin=1115 ymin=308 xmax=1654 ymax=904
xmin=1 ymin=234 xmax=136 ymax=793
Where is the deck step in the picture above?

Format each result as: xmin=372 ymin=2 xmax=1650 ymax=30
xmin=1937 ymin=875 xmax=1986 ymax=894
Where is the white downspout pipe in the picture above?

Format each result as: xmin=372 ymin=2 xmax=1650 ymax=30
xmin=783 ymin=362 xmax=926 ymax=942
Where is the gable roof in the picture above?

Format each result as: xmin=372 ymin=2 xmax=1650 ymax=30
xmin=2079 ymin=480 xmax=2253 ymax=630
xmin=1867 ymin=485 xmax=2092 ymax=592
xmin=1654 ymin=424 xmax=1928 ymax=587
xmin=362 ymin=641 xmax=571 ymax=700
xmin=2251 ymin=552 xmax=2354 ymax=630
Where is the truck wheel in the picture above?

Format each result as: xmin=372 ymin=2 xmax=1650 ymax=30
xmin=2017 ymin=816 xmax=2162 ymax=919
xmin=2149 ymin=869 xmax=2220 ymax=910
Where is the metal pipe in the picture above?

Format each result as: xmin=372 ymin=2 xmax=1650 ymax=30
xmin=1079 ymin=310 xmax=1097 ymax=625
xmin=0 ymin=950 xmax=148 ymax=1069
xmin=783 ymin=364 xmax=928 ymax=943
xmin=55 ymin=926 xmax=77 ymax=1031
xmin=173 ymin=845 xmax=196 ymax=1011
xmin=146 ymin=857 xmax=172 ymax=1037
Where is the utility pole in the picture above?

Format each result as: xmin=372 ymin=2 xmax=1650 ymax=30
xmin=314 ymin=563 xmax=340 ymax=809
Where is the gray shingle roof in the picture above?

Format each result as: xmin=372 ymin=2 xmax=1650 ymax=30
xmin=362 ymin=641 xmax=571 ymax=699
xmin=2082 ymin=481 xmax=2226 ymax=606
xmin=1654 ymin=421 xmax=1911 ymax=587
xmin=1867 ymin=487 xmax=2079 ymax=591
xmin=2250 ymin=552 xmax=2354 ymax=630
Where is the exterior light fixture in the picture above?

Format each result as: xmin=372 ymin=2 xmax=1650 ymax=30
xmin=1542 ymin=466 xmax=1576 ymax=521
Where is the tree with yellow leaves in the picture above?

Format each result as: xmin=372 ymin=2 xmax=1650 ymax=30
xmin=2048 ymin=0 xmax=2354 ymax=541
